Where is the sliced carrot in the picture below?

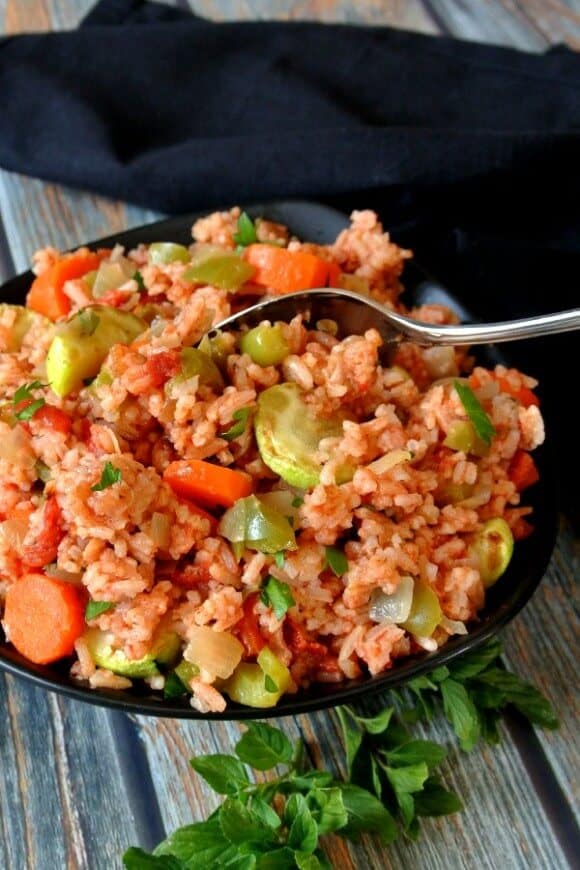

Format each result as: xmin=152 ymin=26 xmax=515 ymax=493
xmin=244 ymin=244 xmax=330 ymax=295
xmin=164 ymin=459 xmax=253 ymax=508
xmin=27 ymin=250 xmax=102 ymax=320
xmin=237 ymin=593 xmax=266 ymax=658
xmin=4 ymin=573 xmax=85 ymax=664
xmin=509 ymin=450 xmax=540 ymax=491
xmin=497 ymin=377 xmax=540 ymax=408
xmin=20 ymin=496 xmax=64 ymax=568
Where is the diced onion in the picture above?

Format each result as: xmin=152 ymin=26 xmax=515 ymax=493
xmin=0 ymin=518 xmax=29 ymax=550
xmin=45 ymin=565 xmax=84 ymax=585
xmin=150 ymin=512 xmax=171 ymax=549
xmin=369 ymin=576 xmax=414 ymax=624
xmin=184 ymin=626 xmax=243 ymax=680
xmin=367 ymin=449 xmax=413 ymax=476
xmin=440 ymin=616 xmax=468 ymax=636
xmin=423 ymin=346 xmax=458 ymax=379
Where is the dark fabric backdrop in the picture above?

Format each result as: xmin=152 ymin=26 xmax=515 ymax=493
xmin=0 ymin=0 xmax=578 ymax=517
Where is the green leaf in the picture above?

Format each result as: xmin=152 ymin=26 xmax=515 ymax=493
xmin=190 ymin=754 xmax=250 ymax=795
xmin=260 ymin=577 xmax=295 ymax=620
xmin=369 ymin=754 xmax=382 ymax=799
xmin=255 ymin=849 xmax=297 ymax=869
xmin=224 ymin=856 xmax=257 ymax=870
xmin=248 ymin=795 xmax=281 ymax=830
xmin=235 ymin=722 xmax=294 ymax=771
xmin=91 ymin=461 xmax=122 ymax=491
xmin=13 ymin=380 xmax=48 ymax=404
xmin=468 ymin=684 xmax=506 ymax=710
xmin=222 ymin=408 xmax=251 ymax=441
xmin=479 ymin=708 xmax=503 ymax=745
xmin=429 ymin=666 xmax=450 ymax=683
xmin=350 ymin=707 xmax=394 ymax=735
xmin=336 ymin=708 xmax=364 ymax=778
xmin=14 ymin=398 xmax=45 ymax=420
xmin=407 ymin=675 xmax=438 ymax=694
xmin=413 ymin=777 xmax=463 ymax=817
xmin=164 ymin=671 xmax=188 ymax=700
xmin=78 ymin=308 xmax=100 ymax=336
xmin=340 ymin=784 xmax=398 ymax=844
xmin=440 ymin=678 xmax=481 ymax=751
xmin=324 ymin=546 xmax=348 ymax=577
xmin=384 ymin=740 xmax=446 ymax=769
xmin=154 ymin=817 xmax=239 ymax=865
xmin=219 ymin=798 xmax=275 ymax=847
xmin=123 ymin=847 xmax=185 ymax=869
xmin=284 ymin=794 xmax=318 ymax=853
xmin=449 ymin=638 xmax=503 ymax=680
xmin=395 ymin=790 xmax=415 ymax=829
xmin=475 ymin=668 xmax=559 ymax=729
xmin=133 ymin=270 xmax=146 ymax=291
xmin=286 ymin=771 xmax=334 ymax=792
xmin=233 ymin=212 xmax=258 ymax=247
xmin=85 ymin=600 xmax=114 ymax=620
xmin=453 ymin=380 xmax=496 ymax=446
xmin=295 ymin=854 xmax=323 ymax=870
xmin=308 ymin=788 xmax=348 ymax=835
xmin=383 ymin=762 xmax=429 ymax=795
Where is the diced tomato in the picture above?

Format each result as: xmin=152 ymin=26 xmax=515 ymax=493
xmin=170 ymin=565 xmax=213 ymax=589
xmin=497 ymin=377 xmax=540 ymax=408
xmin=512 ymin=517 xmax=535 ymax=540
xmin=145 ymin=352 xmax=180 ymax=388
xmin=284 ymin=617 xmax=327 ymax=660
xmin=509 ymin=450 xmax=540 ymax=491
xmin=33 ymin=405 xmax=72 ymax=435
xmin=97 ymin=289 xmax=128 ymax=308
xmin=237 ymin=593 xmax=266 ymax=658
xmin=20 ymin=497 xmax=64 ymax=568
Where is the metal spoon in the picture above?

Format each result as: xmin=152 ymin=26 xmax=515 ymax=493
xmin=214 ymin=288 xmax=580 ymax=347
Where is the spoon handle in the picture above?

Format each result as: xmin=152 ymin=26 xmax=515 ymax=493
xmin=391 ymin=307 xmax=580 ymax=346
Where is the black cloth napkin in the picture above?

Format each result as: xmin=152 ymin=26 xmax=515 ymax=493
xmin=1 ymin=0 xmax=579 ymax=517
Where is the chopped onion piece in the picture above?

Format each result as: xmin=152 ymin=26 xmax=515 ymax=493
xmin=423 ymin=346 xmax=458 ymax=379
xmin=369 ymin=576 xmax=414 ymax=624
xmin=414 ymin=636 xmax=438 ymax=651
xmin=150 ymin=512 xmax=171 ymax=549
xmin=440 ymin=616 xmax=468 ymax=636
xmin=45 ymin=565 xmax=84 ymax=585
xmin=184 ymin=626 xmax=243 ymax=680
xmin=367 ymin=449 xmax=413 ymax=476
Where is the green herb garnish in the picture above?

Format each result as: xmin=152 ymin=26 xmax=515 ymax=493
xmin=123 ymin=639 xmax=557 ymax=868
xmin=274 ymin=551 xmax=285 ymax=569
xmin=291 ymin=496 xmax=304 ymax=509
xmin=13 ymin=380 xmax=49 ymax=404
xmin=221 ymin=408 xmax=251 ymax=442
xmin=133 ymin=270 xmax=146 ymax=292
xmin=264 ymin=675 xmax=278 ymax=694
xmin=453 ymin=380 xmax=496 ymax=446
xmin=260 ymin=576 xmax=295 ymax=619
xmin=233 ymin=212 xmax=258 ymax=248
xmin=164 ymin=671 xmax=188 ymax=700
xmin=85 ymin=600 xmax=114 ymax=620
xmin=14 ymin=398 xmax=45 ymax=421
xmin=91 ymin=461 xmax=122 ymax=492
xmin=325 ymin=546 xmax=348 ymax=577
xmin=77 ymin=308 xmax=100 ymax=336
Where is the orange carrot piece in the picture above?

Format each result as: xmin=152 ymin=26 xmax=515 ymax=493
xmin=164 ymin=459 xmax=253 ymax=508
xmin=27 ymin=250 xmax=102 ymax=320
xmin=509 ymin=450 xmax=540 ymax=491
xmin=244 ymin=244 xmax=330 ymax=295
xmin=4 ymin=573 xmax=85 ymax=664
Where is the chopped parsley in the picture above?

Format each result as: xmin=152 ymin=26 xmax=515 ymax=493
xmin=85 ymin=600 xmax=114 ymax=620
xmin=233 ymin=212 xmax=258 ymax=248
xmin=273 ymin=551 xmax=285 ymax=569
xmin=325 ymin=546 xmax=348 ymax=577
xmin=14 ymin=398 xmax=45 ymax=421
xmin=221 ymin=407 xmax=251 ymax=442
xmin=132 ymin=270 xmax=146 ymax=292
xmin=13 ymin=380 xmax=49 ymax=404
xmin=260 ymin=576 xmax=295 ymax=620
xmin=454 ymin=380 xmax=496 ymax=446
xmin=91 ymin=461 xmax=122 ymax=492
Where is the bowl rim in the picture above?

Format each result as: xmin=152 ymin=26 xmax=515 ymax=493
xmin=0 ymin=199 xmax=558 ymax=719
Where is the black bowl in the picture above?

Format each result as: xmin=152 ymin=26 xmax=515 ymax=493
xmin=0 ymin=201 xmax=557 ymax=719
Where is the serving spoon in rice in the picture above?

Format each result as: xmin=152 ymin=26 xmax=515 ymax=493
xmin=214 ymin=288 xmax=580 ymax=349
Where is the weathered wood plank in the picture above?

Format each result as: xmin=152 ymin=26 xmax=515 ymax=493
xmin=0 ymin=673 xmax=145 ymax=870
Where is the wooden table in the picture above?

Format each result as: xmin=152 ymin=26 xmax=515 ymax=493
xmin=0 ymin=2 xmax=578 ymax=868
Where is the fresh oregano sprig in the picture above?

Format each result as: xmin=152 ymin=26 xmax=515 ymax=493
xmin=123 ymin=638 xmax=557 ymax=869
